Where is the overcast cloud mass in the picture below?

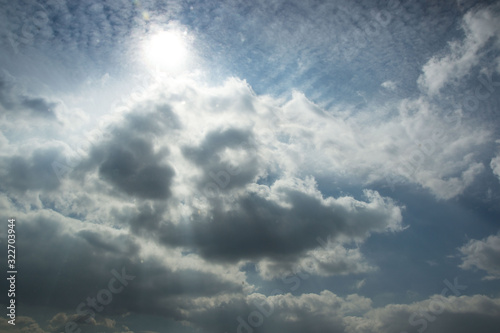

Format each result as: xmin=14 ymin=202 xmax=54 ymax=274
xmin=1 ymin=0 xmax=500 ymax=332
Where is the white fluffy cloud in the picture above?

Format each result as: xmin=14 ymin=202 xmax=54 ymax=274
xmin=418 ymin=4 xmax=500 ymax=95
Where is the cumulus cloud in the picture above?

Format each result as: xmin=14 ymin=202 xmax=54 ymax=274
xmin=4 ymin=287 xmax=500 ymax=333
xmin=74 ymin=103 xmax=178 ymax=200
xmin=257 ymin=243 xmax=376 ymax=280
xmin=156 ymin=178 xmax=403 ymax=263
xmin=180 ymin=290 xmax=372 ymax=333
xmin=20 ymin=76 xmax=408 ymax=279
xmin=2 ymin=71 xmax=486 ymax=282
xmin=459 ymin=232 xmax=500 ymax=280
xmin=345 ymin=294 xmax=500 ymax=333
xmin=178 ymin=290 xmax=500 ymax=333
xmin=0 ymin=203 xmax=248 ymax=322
xmin=0 ymin=62 xmax=491 ymax=308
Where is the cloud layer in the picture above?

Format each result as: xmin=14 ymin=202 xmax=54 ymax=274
xmin=1 ymin=1 xmax=500 ymax=333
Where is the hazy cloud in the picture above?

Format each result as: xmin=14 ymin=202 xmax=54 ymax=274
xmin=418 ymin=4 xmax=500 ymax=95
xmin=0 ymin=73 xmax=58 ymax=119
xmin=459 ymin=232 xmax=500 ymax=280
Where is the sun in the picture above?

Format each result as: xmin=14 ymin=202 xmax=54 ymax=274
xmin=143 ymin=30 xmax=189 ymax=73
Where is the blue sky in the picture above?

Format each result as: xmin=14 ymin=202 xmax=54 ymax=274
xmin=1 ymin=1 xmax=500 ymax=333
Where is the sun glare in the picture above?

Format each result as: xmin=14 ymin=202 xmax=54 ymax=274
xmin=143 ymin=30 xmax=189 ymax=73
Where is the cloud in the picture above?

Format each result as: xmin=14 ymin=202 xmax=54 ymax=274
xmin=4 ymin=286 xmax=500 ymax=333
xmin=382 ymin=97 xmax=490 ymax=199
xmin=345 ymin=294 xmax=500 ymax=333
xmin=75 ymin=104 xmax=178 ymax=200
xmin=418 ymin=3 xmax=500 ymax=95
xmin=381 ymin=80 xmax=397 ymax=91
xmin=1 ymin=3 xmax=500 ymax=333
xmin=0 ymin=145 xmax=64 ymax=193
xmin=0 ymin=72 xmax=58 ymax=119
xmin=2 ymin=70 xmax=488 ymax=280
xmin=0 ymin=204 xmax=247 ymax=322
xmin=353 ymin=279 xmax=366 ymax=290
xmin=181 ymin=290 xmax=372 ymax=333
xmin=156 ymin=177 xmax=403 ymax=264
xmin=47 ymin=311 xmax=118 ymax=332
xmin=178 ymin=290 xmax=500 ymax=333
xmin=256 ymin=243 xmax=376 ymax=280
xmin=181 ymin=127 xmax=261 ymax=192
xmin=0 ymin=57 xmax=492 ymax=300
xmin=0 ymin=0 xmax=154 ymax=68
xmin=491 ymin=152 xmax=500 ymax=181
xmin=31 ymin=76 xmax=409 ymax=277
xmin=0 ymin=312 xmax=132 ymax=333
xmin=459 ymin=232 xmax=500 ymax=280
xmin=0 ymin=316 xmax=49 ymax=333
xmin=417 ymin=161 xmax=485 ymax=200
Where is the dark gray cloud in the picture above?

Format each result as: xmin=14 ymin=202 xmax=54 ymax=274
xmin=0 ymin=316 xmax=50 ymax=333
xmin=20 ymin=96 xmax=57 ymax=117
xmin=2 ymin=210 xmax=244 ymax=320
xmin=155 ymin=182 xmax=402 ymax=263
xmin=97 ymin=142 xmax=174 ymax=199
xmin=0 ymin=146 xmax=62 ymax=192
xmin=75 ymin=105 xmax=178 ymax=200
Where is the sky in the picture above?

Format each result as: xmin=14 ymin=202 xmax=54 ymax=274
xmin=1 ymin=0 xmax=500 ymax=332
